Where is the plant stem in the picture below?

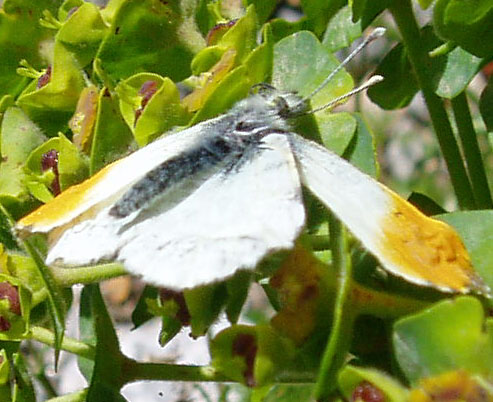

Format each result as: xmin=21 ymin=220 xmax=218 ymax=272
xmin=29 ymin=326 xmax=95 ymax=360
xmin=50 ymin=263 xmax=127 ymax=287
xmin=451 ymin=92 xmax=493 ymax=209
xmin=123 ymin=358 xmax=317 ymax=385
xmin=314 ymin=216 xmax=354 ymax=400
xmin=123 ymin=359 xmax=230 ymax=383
xmin=46 ymin=389 xmax=88 ymax=402
xmin=389 ymin=0 xmax=476 ymax=210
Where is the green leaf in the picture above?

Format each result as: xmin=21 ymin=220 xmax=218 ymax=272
xmin=22 ymin=240 xmax=66 ymax=368
xmin=131 ymin=285 xmax=158 ymax=330
xmin=319 ymin=112 xmax=357 ymax=156
xmin=418 ymin=0 xmax=435 ymax=9
xmin=322 ymin=6 xmax=362 ymax=53
xmin=263 ymin=384 xmax=314 ymax=402
xmin=0 ymin=206 xmax=19 ymax=251
xmin=338 ymin=365 xmax=408 ymax=402
xmin=272 ymin=31 xmax=354 ymax=111
xmin=0 ymin=349 xmax=9 ymax=385
xmin=433 ymin=46 xmax=482 ymax=98
xmin=393 ymin=296 xmax=493 ymax=384
xmin=0 ymin=0 xmax=62 ymax=98
xmin=95 ymin=0 xmax=204 ymax=84
xmin=56 ymin=2 xmax=107 ymax=68
xmin=480 ymin=76 xmax=493 ymax=133
xmin=187 ymin=65 xmax=251 ymax=125
xmin=268 ymin=18 xmax=308 ymax=44
xmin=23 ymin=133 xmax=89 ymax=203
xmin=210 ymin=324 xmax=295 ymax=387
xmin=17 ymin=39 xmax=85 ymax=114
xmin=407 ymin=192 xmax=447 ymax=216
xmin=7 ymin=253 xmax=46 ymax=308
xmin=11 ymin=352 xmax=35 ymax=402
xmin=184 ymin=282 xmax=227 ymax=337
xmin=116 ymin=73 xmax=189 ymax=146
xmin=84 ymin=284 xmax=126 ymax=402
xmin=346 ymin=113 xmax=378 ymax=178
xmin=225 ymin=271 xmax=252 ymax=324
xmin=210 ymin=5 xmax=258 ymax=67
xmin=43 ymin=389 xmax=88 ymax=402
xmin=433 ymin=0 xmax=493 ymax=58
xmin=349 ymin=0 xmax=392 ymax=28
xmin=244 ymin=0 xmax=276 ymax=24
xmin=0 ymin=107 xmax=46 ymax=219
xmin=0 ymin=275 xmax=31 ymax=342
xmin=77 ymin=285 xmax=96 ymax=381
xmin=368 ymin=25 xmax=482 ymax=107
xmin=437 ymin=210 xmax=493 ymax=293
xmin=243 ymin=24 xmax=273 ymax=85
xmin=89 ymin=88 xmax=134 ymax=174
xmin=367 ymin=37 xmax=420 ymax=109
xmin=300 ymin=0 xmax=345 ymax=36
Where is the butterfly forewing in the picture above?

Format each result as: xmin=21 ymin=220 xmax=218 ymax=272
xmin=46 ymin=133 xmax=305 ymax=289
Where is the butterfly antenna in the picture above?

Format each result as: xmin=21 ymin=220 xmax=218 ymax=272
xmin=300 ymin=27 xmax=386 ymax=105
xmin=309 ymin=74 xmax=383 ymax=114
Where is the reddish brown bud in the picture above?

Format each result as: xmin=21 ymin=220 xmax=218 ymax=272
xmin=352 ymin=381 xmax=385 ymax=402
xmin=41 ymin=149 xmax=61 ymax=196
xmin=0 ymin=282 xmax=20 ymax=315
xmin=206 ymin=20 xmax=237 ymax=45
xmin=159 ymin=288 xmax=190 ymax=326
xmin=135 ymin=81 xmax=159 ymax=124
xmin=37 ymin=65 xmax=52 ymax=89
xmin=0 ymin=317 xmax=10 ymax=332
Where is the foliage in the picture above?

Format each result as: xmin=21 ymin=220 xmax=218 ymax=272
xmin=0 ymin=0 xmax=492 ymax=401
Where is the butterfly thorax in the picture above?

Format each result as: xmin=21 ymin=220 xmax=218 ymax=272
xmin=227 ymin=88 xmax=309 ymax=137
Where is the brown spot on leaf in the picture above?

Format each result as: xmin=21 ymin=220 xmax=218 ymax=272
xmin=41 ymin=149 xmax=60 ymax=196
xmin=351 ymin=381 xmax=385 ymax=402
xmin=160 ymin=288 xmax=190 ymax=326
xmin=206 ymin=20 xmax=237 ymax=45
xmin=0 ymin=317 xmax=10 ymax=332
xmin=232 ymin=333 xmax=257 ymax=387
xmin=135 ymin=81 xmax=159 ymax=124
xmin=66 ymin=6 xmax=79 ymax=19
xmin=0 ymin=282 xmax=21 ymax=315
xmin=37 ymin=65 xmax=52 ymax=89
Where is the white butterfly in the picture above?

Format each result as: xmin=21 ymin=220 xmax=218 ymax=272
xmin=15 ymin=31 xmax=487 ymax=294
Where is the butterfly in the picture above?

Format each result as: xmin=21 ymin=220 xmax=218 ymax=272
xmin=14 ymin=30 xmax=488 ymax=295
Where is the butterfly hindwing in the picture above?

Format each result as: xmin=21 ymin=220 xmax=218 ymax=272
xmin=47 ymin=133 xmax=305 ymax=289
xmin=290 ymin=133 xmax=486 ymax=293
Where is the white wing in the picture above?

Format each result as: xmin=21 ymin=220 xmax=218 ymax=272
xmin=46 ymin=134 xmax=305 ymax=289
xmin=290 ymin=133 xmax=484 ymax=293
xmin=16 ymin=119 xmax=220 ymax=234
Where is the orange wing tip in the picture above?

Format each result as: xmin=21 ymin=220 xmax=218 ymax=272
xmin=379 ymin=193 xmax=490 ymax=296
xmin=16 ymin=159 xmax=122 ymax=234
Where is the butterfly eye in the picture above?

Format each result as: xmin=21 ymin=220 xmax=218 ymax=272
xmin=249 ymin=82 xmax=276 ymax=96
xmin=235 ymin=120 xmax=255 ymax=132
xmin=274 ymin=96 xmax=289 ymax=116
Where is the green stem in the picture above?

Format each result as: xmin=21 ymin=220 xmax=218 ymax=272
xmin=309 ymin=234 xmax=331 ymax=251
xmin=29 ymin=326 xmax=95 ymax=360
xmin=123 ymin=359 xmax=230 ymax=383
xmin=389 ymin=0 xmax=476 ymax=210
xmin=314 ymin=216 xmax=354 ymax=400
xmin=50 ymin=263 xmax=127 ymax=287
xmin=350 ymin=282 xmax=431 ymax=318
xmin=122 ymin=358 xmax=316 ymax=385
xmin=451 ymin=92 xmax=493 ymax=209
xmin=46 ymin=389 xmax=88 ymax=402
